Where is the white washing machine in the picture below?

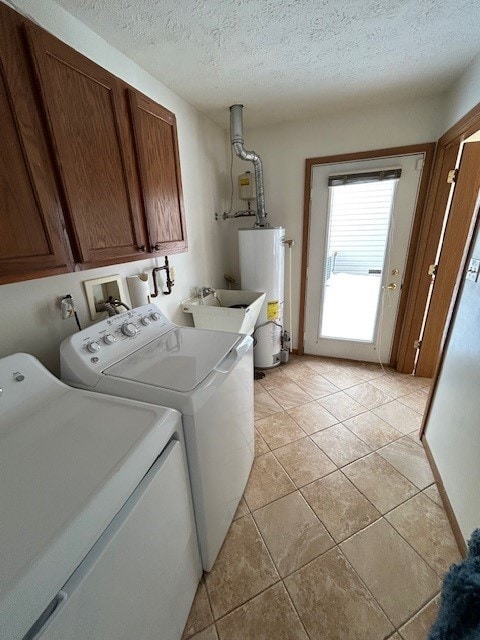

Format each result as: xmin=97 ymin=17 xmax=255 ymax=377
xmin=60 ymin=304 xmax=255 ymax=571
xmin=0 ymin=353 xmax=201 ymax=640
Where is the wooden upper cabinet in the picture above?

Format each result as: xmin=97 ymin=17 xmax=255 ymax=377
xmin=0 ymin=4 xmax=72 ymax=284
xmin=128 ymin=90 xmax=187 ymax=254
xmin=26 ymin=26 xmax=149 ymax=267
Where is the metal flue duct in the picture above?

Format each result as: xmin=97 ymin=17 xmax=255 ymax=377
xmin=230 ymin=104 xmax=267 ymax=226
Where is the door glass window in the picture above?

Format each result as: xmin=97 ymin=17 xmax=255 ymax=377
xmin=320 ymin=174 xmax=399 ymax=341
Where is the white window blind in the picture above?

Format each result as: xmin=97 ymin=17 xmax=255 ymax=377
xmin=325 ymin=177 xmax=399 ymax=277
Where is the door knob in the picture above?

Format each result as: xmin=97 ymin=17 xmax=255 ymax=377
xmin=383 ymin=283 xmax=397 ymax=290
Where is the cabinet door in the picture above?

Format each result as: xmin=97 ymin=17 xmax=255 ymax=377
xmin=0 ymin=4 xmax=72 ymax=284
xmin=26 ymin=26 xmax=149 ymax=267
xmin=128 ymin=90 xmax=188 ymax=254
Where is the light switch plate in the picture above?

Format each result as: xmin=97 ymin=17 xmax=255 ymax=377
xmin=466 ymin=257 xmax=480 ymax=282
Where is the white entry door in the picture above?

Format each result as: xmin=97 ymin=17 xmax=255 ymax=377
xmin=304 ymin=153 xmax=424 ymax=363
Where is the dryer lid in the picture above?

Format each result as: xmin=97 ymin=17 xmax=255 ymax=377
xmin=103 ymin=327 xmax=241 ymax=392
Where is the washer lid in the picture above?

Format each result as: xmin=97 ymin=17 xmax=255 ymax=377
xmin=0 ymin=355 xmax=178 ymax=640
xmin=104 ymin=327 xmax=240 ymax=392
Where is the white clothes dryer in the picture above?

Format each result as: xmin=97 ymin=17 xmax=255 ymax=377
xmin=60 ymin=304 xmax=255 ymax=571
xmin=0 ymin=353 xmax=200 ymax=640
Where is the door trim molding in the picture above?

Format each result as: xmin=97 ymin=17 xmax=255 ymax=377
xmin=298 ymin=144 xmax=436 ymax=362
xmin=402 ymin=100 xmax=480 ymax=376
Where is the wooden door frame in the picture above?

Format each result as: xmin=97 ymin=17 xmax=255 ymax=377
xmin=298 ymin=143 xmax=436 ymax=364
xmin=404 ymin=101 xmax=480 ymax=376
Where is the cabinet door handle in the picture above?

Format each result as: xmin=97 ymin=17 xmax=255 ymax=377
xmin=151 ymin=243 xmax=161 ymax=252
xmin=138 ymin=245 xmax=146 ymax=252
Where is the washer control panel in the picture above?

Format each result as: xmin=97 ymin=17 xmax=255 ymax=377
xmin=60 ymin=304 xmax=179 ymax=387
xmin=65 ymin=304 xmax=173 ymax=364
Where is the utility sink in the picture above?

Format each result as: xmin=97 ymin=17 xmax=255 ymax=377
xmin=181 ymin=289 xmax=266 ymax=335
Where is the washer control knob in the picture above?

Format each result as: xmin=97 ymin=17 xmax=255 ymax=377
xmin=150 ymin=312 xmax=162 ymax=321
xmin=121 ymin=322 xmax=138 ymax=337
xmin=87 ymin=341 xmax=100 ymax=353
xmin=140 ymin=316 xmax=151 ymax=326
xmin=103 ymin=334 xmax=116 ymax=345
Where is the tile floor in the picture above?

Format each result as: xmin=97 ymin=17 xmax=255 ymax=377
xmin=182 ymin=355 xmax=461 ymax=640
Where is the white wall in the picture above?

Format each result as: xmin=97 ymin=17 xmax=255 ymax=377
xmin=224 ymin=95 xmax=445 ymax=348
xmin=425 ymin=214 xmax=480 ymax=542
xmin=0 ymin=0 xmax=230 ymax=375
xmin=443 ymin=52 xmax=480 ymax=131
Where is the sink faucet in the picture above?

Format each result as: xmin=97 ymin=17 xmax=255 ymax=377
xmin=200 ymin=286 xmax=216 ymax=297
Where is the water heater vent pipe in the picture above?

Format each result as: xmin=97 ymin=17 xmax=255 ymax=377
xmin=230 ymin=104 xmax=267 ymax=226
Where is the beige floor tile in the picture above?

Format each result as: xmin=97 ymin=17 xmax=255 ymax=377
xmin=304 ymin=357 xmax=338 ymax=375
xmin=233 ymin=496 xmax=249 ymax=521
xmin=302 ymin=470 xmax=380 ymax=542
xmin=205 ymin=514 xmax=279 ymax=619
xmin=340 ymin=519 xmax=440 ymax=627
xmin=244 ymin=452 xmax=295 ymax=511
xmin=378 ymin=437 xmax=434 ymax=489
xmin=255 ymin=412 xmax=306 ymax=450
xmin=189 ymin=626 xmax=218 ymax=640
xmin=287 ymin=401 xmax=338 ymax=434
xmin=373 ymin=400 xmax=423 ymax=435
xmin=254 ymin=379 xmax=265 ymax=393
xmin=274 ymin=437 xmax=337 ymax=487
xmin=343 ymin=453 xmax=418 ymax=513
xmin=423 ymin=484 xmax=443 ymax=508
xmin=253 ymin=491 xmax=334 ymax=577
xmin=182 ymin=579 xmax=214 ymax=639
xmin=397 ymin=391 xmax=429 ymax=415
xmin=318 ymin=391 xmax=367 ymax=421
xmin=295 ymin=374 xmax=339 ymax=399
xmin=341 ymin=361 xmax=385 ymax=382
xmin=268 ymin=381 xmax=313 ymax=410
xmin=389 ymin=634 xmax=402 ymax=640
xmin=284 ymin=547 xmax=393 ymax=640
xmin=386 ymin=493 xmax=461 ymax=576
xmin=254 ymin=391 xmax=283 ymax=421
xmin=261 ymin=368 xmax=292 ymax=389
xmin=370 ymin=375 xmax=416 ymax=399
xmin=282 ymin=361 xmax=319 ymax=382
xmin=398 ymin=595 xmax=440 ymax=640
xmin=345 ymin=382 xmax=394 ymax=409
xmin=216 ymin=582 xmax=308 ymax=640
xmin=343 ymin=411 xmax=402 ymax=449
xmin=406 ymin=376 xmax=431 ymax=390
xmin=408 ymin=429 xmax=422 ymax=442
xmin=311 ymin=424 xmax=372 ymax=467
xmin=322 ymin=368 xmax=365 ymax=390
xmin=255 ymin=428 xmax=270 ymax=456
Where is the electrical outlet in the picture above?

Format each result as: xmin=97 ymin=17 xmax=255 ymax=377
xmin=466 ymin=258 xmax=480 ymax=282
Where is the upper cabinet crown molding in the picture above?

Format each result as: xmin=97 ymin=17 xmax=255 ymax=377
xmin=0 ymin=3 xmax=73 ymax=285
xmin=0 ymin=3 xmax=188 ymax=284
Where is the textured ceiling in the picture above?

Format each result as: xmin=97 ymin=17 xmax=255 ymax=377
xmin=51 ymin=0 xmax=480 ymax=127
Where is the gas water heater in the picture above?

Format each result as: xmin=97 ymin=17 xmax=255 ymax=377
xmin=239 ymin=227 xmax=285 ymax=368
xmin=230 ymin=104 xmax=287 ymax=368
